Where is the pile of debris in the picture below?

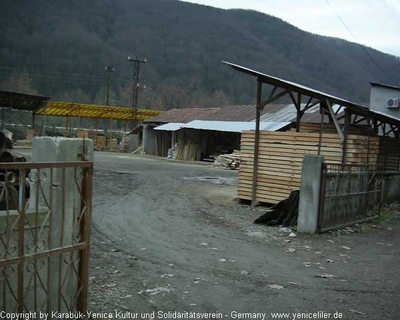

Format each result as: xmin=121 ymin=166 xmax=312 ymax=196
xmin=0 ymin=129 xmax=29 ymax=210
xmin=253 ymin=190 xmax=300 ymax=226
xmin=213 ymin=151 xmax=241 ymax=170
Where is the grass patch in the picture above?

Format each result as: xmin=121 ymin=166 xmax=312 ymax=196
xmin=374 ymin=205 xmax=400 ymax=223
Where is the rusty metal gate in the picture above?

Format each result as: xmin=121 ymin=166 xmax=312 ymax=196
xmin=319 ymin=163 xmax=382 ymax=232
xmin=0 ymin=161 xmax=93 ymax=313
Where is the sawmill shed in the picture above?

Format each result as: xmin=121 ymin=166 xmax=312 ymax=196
xmin=223 ymin=61 xmax=400 ymax=205
xmin=143 ymin=104 xmax=323 ymax=160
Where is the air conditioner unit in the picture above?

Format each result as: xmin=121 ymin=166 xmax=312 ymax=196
xmin=386 ymin=98 xmax=399 ymax=109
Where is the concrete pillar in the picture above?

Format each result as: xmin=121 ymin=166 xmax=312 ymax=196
xmin=297 ymin=154 xmax=325 ymax=234
xmin=29 ymin=137 xmax=93 ymax=312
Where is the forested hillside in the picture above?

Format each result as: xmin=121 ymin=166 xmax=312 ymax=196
xmin=1 ymin=0 xmax=399 ymax=110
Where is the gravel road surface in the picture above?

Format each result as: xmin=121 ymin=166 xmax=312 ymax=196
xmin=85 ymin=152 xmax=400 ymax=319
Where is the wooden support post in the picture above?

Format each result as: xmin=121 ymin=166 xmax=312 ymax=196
xmin=1 ymin=107 xmax=4 ymax=129
xmin=32 ymin=112 xmax=36 ymax=132
xmin=41 ymin=104 xmax=47 ymax=136
xmin=65 ymin=117 xmax=69 ymax=137
xmin=252 ymin=79 xmax=262 ymax=207
xmin=341 ymin=108 xmax=350 ymax=166
xmin=259 ymin=89 xmax=289 ymax=109
xmin=318 ymin=108 xmax=324 ymax=155
xmin=172 ymin=131 xmax=176 ymax=148
xmin=325 ymin=99 xmax=344 ymax=142
xmin=289 ymin=92 xmax=302 ymax=132
xmin=367 ymin=116 xmax=371 ymax=165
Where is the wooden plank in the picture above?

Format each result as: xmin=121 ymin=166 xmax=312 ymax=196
xmin=239 ymin=173 xmax=302 ymax=183
xmin=239 ymin=181 xmax=300 ymax=192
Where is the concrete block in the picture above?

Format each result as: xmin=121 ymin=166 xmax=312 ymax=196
xmin=298 ymin=154 xmax=325 ymax=234
xmin=31 ymin=136 xmax=94 ymax=162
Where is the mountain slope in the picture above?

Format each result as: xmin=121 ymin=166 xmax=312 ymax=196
xmin=0 ymin=0 xmax=399 ymax=109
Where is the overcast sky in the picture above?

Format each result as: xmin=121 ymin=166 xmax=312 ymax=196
xmin=182 ymin=0 xmax=400 ymax=57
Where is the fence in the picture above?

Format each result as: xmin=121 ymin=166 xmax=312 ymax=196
xmin=319 ymin=163 xmax=382 ymax=232
xmin=0 ymin=161 xmax=93 ymax=313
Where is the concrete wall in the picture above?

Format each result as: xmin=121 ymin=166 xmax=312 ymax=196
xmin=128 ymin=133 xmax=140 ymax=152
xmin=143 ymin=124 xmax=157 ymax=155
xmin=382 ymin=171 xmax=400 ymax=203
xmin=370 ymin=85 xmax=400 ymax=121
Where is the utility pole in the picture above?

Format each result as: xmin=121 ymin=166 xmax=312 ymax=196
xmin=105 ymin=65 xmax=115 ymax=106
xmin=105 ymin=65 xmax=115 ymax=141
xmin=128 ymin=56 xmax=146 ymax=130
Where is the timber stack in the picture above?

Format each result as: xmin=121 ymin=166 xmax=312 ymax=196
xmin=239 ymin=130 xmax=380 ymax=204
xmin=213 ymin=151 xmax=241 ymax=170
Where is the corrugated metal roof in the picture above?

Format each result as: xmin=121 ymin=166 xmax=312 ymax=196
xmin=153 ymin=123 xmax=185 ymax=131
xmin=259 ymin=103 xmax=342 ymax=123
xmin=144 ymin=107 xmax=220 ymax=123
xmin=181 ymin=120 xmax=290 ymax=133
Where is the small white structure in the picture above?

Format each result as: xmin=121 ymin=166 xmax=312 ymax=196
xmin=370 ymin=82 xmax=400 ymax=121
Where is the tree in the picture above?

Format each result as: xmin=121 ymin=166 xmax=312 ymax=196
xmin=0 ymin=70 xmax=39 ymax=95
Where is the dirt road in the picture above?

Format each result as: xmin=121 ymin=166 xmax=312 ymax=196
xmin=89 ymin=152 xmax=400 ymax=319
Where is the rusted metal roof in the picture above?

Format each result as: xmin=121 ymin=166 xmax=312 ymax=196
xmin=144 ymin=108 xmax=220 ymax=123
xmin=198 ymin=105 xmax=256 ymax=121
xmin=198 ymin=103 xmax=321 ymax=122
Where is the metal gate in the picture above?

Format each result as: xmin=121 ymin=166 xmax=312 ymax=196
xmin=319 ymin=163 xmax=382 ymax=232
xmin=0 ymin=161 xmax=93 ymax=313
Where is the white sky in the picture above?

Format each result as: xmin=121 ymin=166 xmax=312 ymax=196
xmin=182 ymin=0 xmax=400 ymax=57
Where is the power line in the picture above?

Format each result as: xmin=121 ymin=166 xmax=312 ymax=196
xmin=0 ymin=65 xmax=129 ymax=85
xmin=324 ymin=0 xmax=387 ymax=76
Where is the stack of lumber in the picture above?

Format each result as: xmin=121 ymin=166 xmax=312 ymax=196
xmin=94 ymin=136 xmax=107 ymax=151
xmin=77 ymin=130 xmax=89 ymax=139
xmin=377 ymin=136 xmax=400 ymax=170
xmin=293 ymin=123 xmax=375 ymax=136
xmin=238 ymin=131 xmax=380 ymax=204
xmin=88 ymin=131 xmax=98 ymax=140
xmin=213 ymin=151 xmax=241 ymax=170
xmin=175 ymin=142 xmax=199 ymax=161
xmin=107 ymin=138 xmax=119 ymax=152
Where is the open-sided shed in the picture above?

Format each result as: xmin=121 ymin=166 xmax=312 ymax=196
xmin=223 ymin=62 xmax=400 ymax=205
